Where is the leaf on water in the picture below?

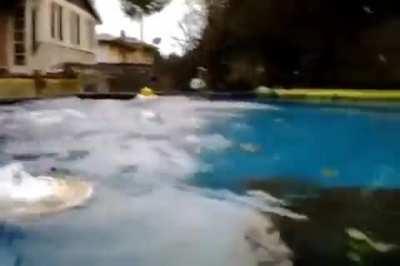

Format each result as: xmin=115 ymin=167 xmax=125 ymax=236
xmin=321 ymin=168 xmax=339 ymax=178
xmin=346 ymin=228 xmax=398 ymax=253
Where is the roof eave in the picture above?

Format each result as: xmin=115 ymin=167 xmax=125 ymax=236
xmin=85 ymin=0 xmax=102 ymax=23
xmin=98 ymin=39 xmax=158 ymax=52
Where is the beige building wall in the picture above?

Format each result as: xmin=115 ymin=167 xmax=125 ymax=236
xmin=8 ymin=0 xmax=98 ymax=74
xmin=32 ymin=43 xmax=96 ymax=70
xmin=96 ymin=45 xmax=123 ymax=64
xmin=127 ymin=50 xmax=154 ymax=65
xmin=96 ymin=43 xmax=155 ymax=65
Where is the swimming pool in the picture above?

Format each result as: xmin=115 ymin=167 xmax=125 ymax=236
xmin=0 ymin=97 xmax=399 ymax=266
xmin=196 ymin=101 xmax=400 ymax=190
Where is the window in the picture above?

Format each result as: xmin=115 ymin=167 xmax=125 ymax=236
xmin=14 ymin=4 xmax=26 ymax=65
xmin=58 ymin=5 xmax=63 ymax=41
xmin=51 ymin=3 xmax=55 ymax=38
xmin=70 ymin=12 xmax=80 ymax=45
xmin=51 ymin=3 xmax=63 ymax=41
xmin=31 ymin=8 xmax=38 ymax=53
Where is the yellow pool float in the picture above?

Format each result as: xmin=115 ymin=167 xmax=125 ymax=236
xmin=138 ymin=87 xmax=158 ymax=99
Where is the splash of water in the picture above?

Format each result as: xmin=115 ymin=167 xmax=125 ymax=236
xmin=0 ymin=163 xmax=93 ymax=220
xmin=0 ymin=97 xmax=303 ymax=266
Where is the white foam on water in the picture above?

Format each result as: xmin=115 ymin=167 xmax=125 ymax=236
xmin=185 ymin=134 xmax=233 ymax=152
xmin=239 ymin=143 xmax=261 ymax=153
xmin=247 ymin=190 xmax=287 ymax=206
xmin=26 ymin=109 xmax=86 ymax=125
xmin=14 ymin=186 xmax=294 ymax=266
xmin=0 ymin=163 xmax=56 ymax=202
xmin=0 ymin=163 xmax=93 ymax=221
xmin=2 ymin=97 xmax=270 ymax=180
xmin=0 ymin=96 xmax=301 ymax=266
xmin=198 ymin=188 xmax=307 ymax=221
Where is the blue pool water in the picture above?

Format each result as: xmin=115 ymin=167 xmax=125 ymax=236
xmin=196 ymin=102 xmax=400 ymax=190
xmin=0 ymin=97 xmax=399 ymax=266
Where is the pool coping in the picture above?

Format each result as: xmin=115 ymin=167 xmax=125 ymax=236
xmin=3 ymin=89 xmax=400 ymax=104
xmin=257 ymin=88 xmax=400 ymax=102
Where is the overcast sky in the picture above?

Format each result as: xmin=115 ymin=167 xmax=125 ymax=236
xmin=94 ymin=0 xmax=192 ymax=55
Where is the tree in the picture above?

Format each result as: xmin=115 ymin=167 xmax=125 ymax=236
xmin=172 ymin=0 xmax=208 ymax=53
xmin=195 ymin=0 xmax=400 ymax=89
xmin=123 ymin=0 xmax=400 ymax=90
xmin=121 ymin=0 xmax=171 ymax=17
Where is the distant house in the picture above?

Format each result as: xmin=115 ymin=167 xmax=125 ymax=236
xmin=96 ymin=33 xmax=156 ymax=65
xmin=0 ymin=0 xmax=101 ymax=75
xmin=73 ymin=33 xmax=159 ymax=93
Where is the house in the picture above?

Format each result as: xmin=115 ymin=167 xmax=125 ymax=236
xmin=96 ymin=33 xmax=156 ymax=65
xmin=70 ymin=33 xmax=159 ymax=93
xmin=0 ymin=0 xmax=101 ymax=75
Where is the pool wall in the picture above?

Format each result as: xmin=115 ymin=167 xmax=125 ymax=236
xmin=0 ymin=77 xmax=80 ymax=102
